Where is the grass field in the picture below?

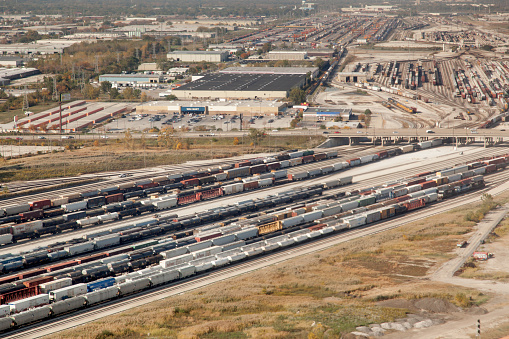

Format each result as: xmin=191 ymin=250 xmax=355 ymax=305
xmin=48 ymin=197 xmax=499 ymax=339
xmin=0 ymin=135 xmax=324 ymax=183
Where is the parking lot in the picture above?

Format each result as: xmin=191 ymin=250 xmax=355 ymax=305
xmin=102 ymin=110 xmax=296 ymax=133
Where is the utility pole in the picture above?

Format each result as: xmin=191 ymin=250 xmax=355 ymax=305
xmin=94 ymin=55 xmax=99 ymax=73
xmin=52 ymin=77 xmax=58 ymax=101
xmin=22 ymin=85 xmax=29 ymax=113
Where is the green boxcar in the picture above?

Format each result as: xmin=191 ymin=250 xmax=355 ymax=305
xmin=302 ymin=150 xmax=315 ymax=156
xmin=132 ymin=240 xmax=159 ymax=250
xmin=358 ymin=196 xmax=376 ymax=207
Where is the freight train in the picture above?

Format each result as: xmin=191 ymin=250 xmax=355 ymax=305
xmin=0 ymin=167 xmax=488 ymax=332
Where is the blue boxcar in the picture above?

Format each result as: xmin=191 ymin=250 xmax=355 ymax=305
xmin=86 ymin=277 xmax=115 ymax=292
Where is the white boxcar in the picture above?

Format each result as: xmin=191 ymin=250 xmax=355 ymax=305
xmin=195 ymin=262 xmax=214 ymax=273
xmin=39 ymin=278 xmax=72 ymax=293
xmin=262 ymin=243 xmax=280 ymax=252
xmin=9 ymin=294 xmax=49 ymax=313
xmin=234 ymin=227 xmax=258 ymax=240
xmin=0 ymin=304 xmax=11 ymax=317
xmin=221 ymin=183 xmax=244 ymax=195
xmin=339 ymin=201 xmax=358 ymax=212
xmin=97 ymin=212 xmax=118 ymax=222
xmin=62 ymin=201 xmax=87 ymax=213
xmin=50 ymin=296 xmax=86 ymax=315
xmin=118 ymin=278 xmax=151 ymax=295
xmin=340 ymin=176 xmax=353 ymax=185
xmin=228 ymin=252 xmax=247 ymax=263
xmin=332 ymin=162 xmax=344 ymax=171
xmin=192 ymin=247 xmax=222 ymax=260
xmin=0 ymin=317 xmax=11 ymax=331
xmin=408 ymin=191 xmax=426 ymax=198
xmin=93 ymin=234 xmax=120 ymax=249
xmin=148 ymin=270 xmax=180 ymax=286
xmin=360 ymin=155 xmax=374 ymax=164
xmin=473 ymin=167 xmax=486 ymax=175
xmin=406 ymin=184 xmax=422 ymax=193
xmin=160 ymin=253 xmax=194 ymax=269
xmin=322 ymin=205 xmax=342 ymax=217
xmin=4 ymin=204 xmax=30 ymax=216
xmin=212 ymin=234 xmax=236 ymax=246
xmin=10 ymin=306 xmax=51 ymax=326
xmin=279 ymin=160 xmax=290 ymax=168
xmin=258 ymin=178 xmax=273 ymax=187
xmin=187 ymin=240 xmax=213 ymax=252
xmin=178 ymin=265 xmax=196 ymax=278
xmin=281 ymin=216 xmax=305 ymax=228
xmin=344 ymin=216 xmax=367 ymax=228
xmin=49 ymin=283 xmax=87 ymax=302
xmin=84 ymin=286 xmax=118 ymax=305
xmin=77 ymin=217 xmax=99 ymax=227
xmin=64 ymin=242 xmax=94 ymax=256
xmin=212 ymin=258 xmax=229 ymax=267
xmin=419 ymin=141 xmax=432 ymax=149
xmin=301 ymin=211 xmax=324 ymax=223
xmin=0 ymin=234 xmax=12 ymax=245
xmin=11 ymin=221 xmax=43 ymax=236
xmin=161 ymin=247 xmax=189 ymax=259
xmin=213 ymin=173 xmax=227 ymax=181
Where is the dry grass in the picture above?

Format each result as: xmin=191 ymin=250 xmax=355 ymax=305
xmin=47 ymin=194 xmax=503 ymax=339
xmin=0 ymin=135 xmax=323 ymax=182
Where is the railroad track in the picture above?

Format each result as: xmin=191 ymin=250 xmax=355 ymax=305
xmin=4 ymin=166 xmax=509 ymax=339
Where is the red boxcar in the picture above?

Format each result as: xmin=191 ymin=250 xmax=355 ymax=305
xmin=313 ymin=153 xmax=327 ymax=161
xmin=485 ymin=164 xmax=497 ymax=173
xmin=403 ymin=198 xmax=426 ymax=211
xmin=195 ymin=231 xmax=222 ymax=242
xmin=0 ymin=286 xmax=39 ymax=304
xmin=266 ymin=162 xmax=281 ymax=171
xmin=30 ymin=199 xmax=51 ymax=210
xmin=420 ymin=180 xmax=437 ymax=189
xmin=376 ymin=151 xmax=388 ymax=159
xmin=45 ymin=260 xmax=79 ymax=272
xmin=180 ymin=178 xmax=200 ymax=188
xmin=406 ymin=178 xmax=426 ymax=186
xmin=178 ymin=193 xmax=199 ymax=205
xmin=235 ymin=161 xmax=251 ymax=168
xmin=0 ymin=275 xmax=19 ymax=285
xmin=308 ymin=223 xmax=326 ymax=231
xmin=199 ymin=188 xmax=223 ymax=200
xmin=20 ymin=209 xmax=44 ymax=221
xmin=302 ymin=155 xmax=314 ymax=163
xmin=106 ymin=193 xmax=124 ymax=204
xmin=23 ymin=276 xmax=54 ymax=288
xmin=138 ymin=182 xmax=158 ymax=189
xmin=395 ymin=195 xmax=411 ymax=203
xmin=77 ymin=252 xmax=108 ymax=264
xmin=415 ymin=171 xmax=432 ymax=177
xmin=18 ymin=268 xmax=47 ymax=280
xmin=243 ymin=181 xmax=259 ymax=191
xmin=484 ymin=157 xmax=505 ymax=166
xmin=250 ymin=164 xmax=267 ymax=175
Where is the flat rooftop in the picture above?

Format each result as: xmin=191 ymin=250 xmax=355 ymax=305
xmin=174 ymin=73 xmax=305 ymax=92
xmin=220 ymin=66 xmax=318 ymax=75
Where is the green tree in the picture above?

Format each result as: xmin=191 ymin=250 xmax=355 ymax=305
xmin=248 ymin=128 xmax=265 ymax=147
xmin=165 ymin=94 xmax=178 ymax=100
xmin=100 ymin=81 xmax=112 ymax=94
xmin=110 ymin=88 xmax=120 ymax=99
xmin=289 ymin=87 xmax=306 ymax=105
xmin=313 ymin=57 xmax=325 ymax=69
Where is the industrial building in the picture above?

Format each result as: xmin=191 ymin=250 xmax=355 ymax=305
xmin=136 ymin=100 xmax=284 ymax=117
xmin=267 ymin=51 xmax=308 ymax=60
xmin=0 ymin=68 xmax=40 ymax=86
xmin=172 ymin=73 xmax=307 ymax=100
xmin=303 ymin=107 xmax=353 ymax=121
xmin=98 ymin=74 xmax=163 ymax=87
xmin=0 ymin=57 xmax=23 ymax=67
xmin=336 ymin=72 xmax=370 ymax=83
xmin=0 ymin=40 xmax=78 ymax=55
xmin=166 ymin=50 xmax=229 ymax=63
xmin=220 ymin=66 xmax=319 ymax=79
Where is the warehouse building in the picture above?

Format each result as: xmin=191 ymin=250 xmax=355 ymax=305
xmin=167 ymin=50 xmax=229 ymax=63
xmin=220 ymin=66 xmax=319 ymax=79
xmin=172 ymin=73 xmax=306 ymax=100
xmin=267 ymin=51 xmax=308 ymax=60
xmin=0 ymin=57 xmax=23 ymax=67
xmin=98 ymin=74 xmax=163 ymax=87
xmin=336 ymin=72 xmax=369 ymax=83
xmin=0 ymin=67 xmax=40 ymax=86
xmin=136 ymin=100 xmax=284 ymax=117
xmin=303 ymin=107 xmax=353 ymax=121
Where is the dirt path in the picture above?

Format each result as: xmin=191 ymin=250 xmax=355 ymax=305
xmin=386 ymin=203 xmax=509 ymax=339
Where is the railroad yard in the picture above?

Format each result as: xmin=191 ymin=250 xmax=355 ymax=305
xmin=0 ymin=138 xmax=508 ymax=338
xmin=3 ymin=8 xmax=509 ymax=339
